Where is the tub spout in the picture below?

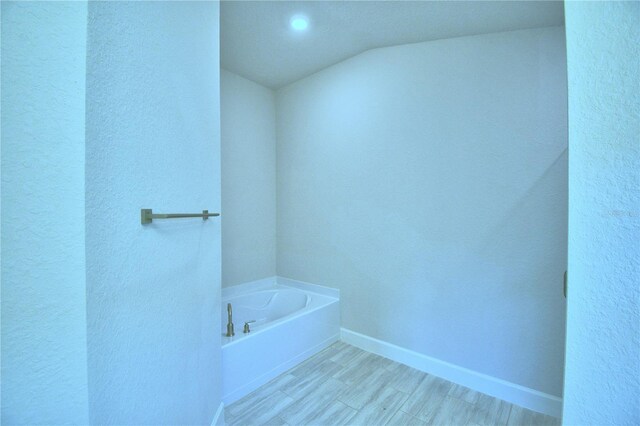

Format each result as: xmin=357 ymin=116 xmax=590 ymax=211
xmin=226 ymin=303 xmax=235 ymax=337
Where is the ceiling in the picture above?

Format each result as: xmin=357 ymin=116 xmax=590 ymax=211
xmin=220 ymin=1 xmax=565 ymax=89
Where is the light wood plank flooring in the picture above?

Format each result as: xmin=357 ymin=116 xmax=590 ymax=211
xmin=225 ymin=342 xmax=561 ymax=426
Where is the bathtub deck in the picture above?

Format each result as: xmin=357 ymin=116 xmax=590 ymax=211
xmin=224 ymin=342 xmax=560 ymax=426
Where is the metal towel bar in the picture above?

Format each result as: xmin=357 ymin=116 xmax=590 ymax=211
xmin=141 ymin=208 xmax=220 ymax=225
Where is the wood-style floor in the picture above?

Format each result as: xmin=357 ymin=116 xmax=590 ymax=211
xmin=225 ymin=341 xmax=561 ymax=426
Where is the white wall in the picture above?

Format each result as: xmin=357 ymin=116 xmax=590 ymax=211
xmin=277 ymin=27 xmax=567 ymax=397
xmin=221 ymin=70 xmax=277 ymax=287
xmin=1 ymin=2 xmax=90 ymax=423
xmin=85 ymin=2 xmax=222 ymax=424
xmin=563 ymin=2 xmax=640 ymax=424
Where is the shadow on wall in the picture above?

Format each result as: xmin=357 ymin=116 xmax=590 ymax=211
xmin=327 ymin=148 xmax=568 ymax=395
xmin=478 ymin=148 xmax=568 ymax=290
xmin=473 ymin=148 xmax=568 ymax=376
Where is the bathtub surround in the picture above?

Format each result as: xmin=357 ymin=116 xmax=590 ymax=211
xmin=1 ymin=2 xmax=90 ymax=422
xmin=221 ymin=277 xmax=340 ymax=404
xmin=276 ymin=25 xmax=567 ymax=405
xmin=221 ymin=70 xmax=277 ymax=287
xmin=563 ymin=2 xmax=640 ymax=425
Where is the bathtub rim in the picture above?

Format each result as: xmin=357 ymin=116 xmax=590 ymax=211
xmin=221 ymin=276 xmax=339 ymax=300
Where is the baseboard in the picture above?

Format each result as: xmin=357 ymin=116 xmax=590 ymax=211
xmin=211 ymin=401 xmax=225 ymax=426
xmin=340 ymin=328 xmax=562 ymax=418
xmin=222 ymin=333 xmax=340 ymax=405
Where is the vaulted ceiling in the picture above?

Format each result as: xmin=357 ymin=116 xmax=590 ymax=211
xmin=220 ymin=1 xmax=565 ymax=89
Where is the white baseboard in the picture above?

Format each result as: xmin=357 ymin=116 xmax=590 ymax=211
xmin=211 ymin=401 xmax=225 ymax=426
xmin=222 ymin=333 xmax=340 ymax=405
xmin=340 ymin=328 xmax=562 ymax=418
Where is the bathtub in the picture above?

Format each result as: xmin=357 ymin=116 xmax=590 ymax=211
xmin=221 ymin=278 xmax=340 ymax=404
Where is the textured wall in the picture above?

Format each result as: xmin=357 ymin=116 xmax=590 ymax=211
xmin=563 ymin=2 xmax=640 ymax=424
xmin=277 ymin=27 xmax=567 ymax=396
xmin=1 ymin=2 xmax=90 ymax=423
xmin=85 ymin=2 xmax=222 ymax=424
xmin=221 ymin=70 xmax=277 ymax=287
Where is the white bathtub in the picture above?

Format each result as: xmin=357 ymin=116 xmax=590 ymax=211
xmin=221 ymin=278 xmax=340 ymax=404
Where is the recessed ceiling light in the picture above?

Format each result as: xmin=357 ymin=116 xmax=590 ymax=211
xmin=290 ymin=15 xmax=309 ymax=31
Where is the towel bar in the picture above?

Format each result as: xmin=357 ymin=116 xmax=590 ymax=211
xmin=141 ymin=208 xmax=220 ymax=225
